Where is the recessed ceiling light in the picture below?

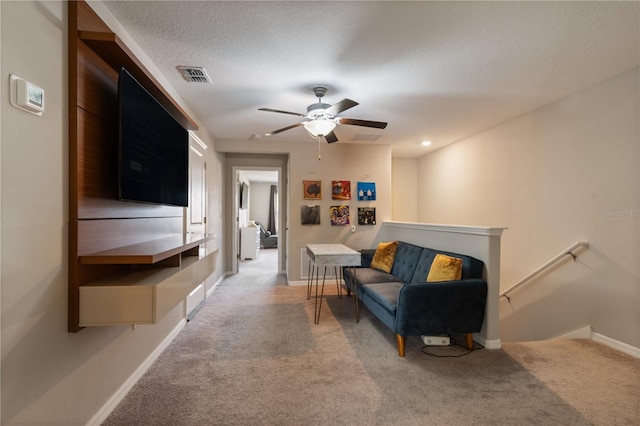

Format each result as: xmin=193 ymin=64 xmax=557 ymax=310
xmin=421 ymin=140 xmax=432 ymax=146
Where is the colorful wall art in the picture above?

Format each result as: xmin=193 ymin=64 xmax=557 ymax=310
xmin=357 ymin=182 xmax=376 ymax=201
xmin=301 ymin=205 xmax=320 ymax=225
xmin=358 ymin=207 xmax=376 ymax=225
xmin=329 ymin=205 xmax=350 ymax=225
xmin=331 ymin=180 xmax=351 ymax=200
xmin=303 ymin=180 xmax=322 ymax=199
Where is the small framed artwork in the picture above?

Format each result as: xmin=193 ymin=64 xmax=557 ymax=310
xmin=303 ymin=180 xmax=322 ymax=199
xmin=301 ymin=205 xmax=320 ymax=225
xmin=332 ymin=180 xmax=351 ymax=200
xmin=357 ymin=182 xmax=376 ymax=201
xmin=329 ymin=205 xmax=350 ymax=225
xmin=358 ymin=207 xmax=376 ymax=225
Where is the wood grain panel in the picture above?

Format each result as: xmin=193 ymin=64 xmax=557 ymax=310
xmin=79 ymin=31 xmax=198 ymax=131
xmin=77 ymin=41 xmax=118 ymax=120
xmin=77 ymin=217 xmax=183 ymax=254
xmin=78 ymin=234 xmax=209 ymax=265
xmin=76 ymin=0 xmax=112 ymax=33
xmin=76 ymin=108 xmax=117 ymax=201
xmin=78 ymin=198 xmax=183 ymax=220
xmin=69 ymin=0 xmax=201 ymax=332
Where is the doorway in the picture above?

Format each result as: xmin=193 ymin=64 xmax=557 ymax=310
xmin=235 ymin=167 xmax=281 ymax=275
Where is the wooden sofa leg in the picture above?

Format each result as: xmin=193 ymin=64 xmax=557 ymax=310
xmin=466 ymin=333 xmax=474 ymax=351
xmin=396 ymin=334 xmax=406 ymax=357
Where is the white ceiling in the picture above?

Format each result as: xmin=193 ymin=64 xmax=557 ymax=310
xmin=103 ymin=1 xmax=639 ymax=158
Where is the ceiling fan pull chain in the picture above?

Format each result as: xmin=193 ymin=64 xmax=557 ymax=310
xmin=318 ymin=136 xmax=321 ymax=160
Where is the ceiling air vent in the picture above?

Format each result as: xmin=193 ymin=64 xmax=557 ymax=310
xmin=176 ymin=66 xmax=211 ymax=83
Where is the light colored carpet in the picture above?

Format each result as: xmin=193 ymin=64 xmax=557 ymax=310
xmin=103 ymin=249 xmax=639 ymax=425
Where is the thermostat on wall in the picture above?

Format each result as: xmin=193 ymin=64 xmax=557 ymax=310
xmin=9 ymin=74 xmax=45 ymax=116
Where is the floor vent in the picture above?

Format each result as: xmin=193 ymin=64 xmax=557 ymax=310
xmin=176 ymin=66 xmax=211 ymax=83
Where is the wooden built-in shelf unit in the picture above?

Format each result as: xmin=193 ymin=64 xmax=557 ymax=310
xmin=68 ymin=0 xmax=213 ymax=332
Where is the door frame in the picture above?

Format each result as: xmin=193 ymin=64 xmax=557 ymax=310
xmin=231 ymin=165 xmax=284 ymax=275
xmin=186 ymin=137 xmax=207 ymax=236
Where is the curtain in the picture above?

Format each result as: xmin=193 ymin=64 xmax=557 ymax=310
xmin=267 ymin=185 xmax=277 ymax=233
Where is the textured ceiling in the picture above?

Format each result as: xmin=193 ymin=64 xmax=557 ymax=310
xmin=103 ymin=1 xmax=639 ymax=158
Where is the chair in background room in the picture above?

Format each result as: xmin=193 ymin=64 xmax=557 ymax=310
xmin=256 ymin=221 xmax=278 ymax=248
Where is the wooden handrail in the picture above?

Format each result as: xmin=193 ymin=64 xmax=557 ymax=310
xmin=500 ymin=241 xmax=589 ymax=302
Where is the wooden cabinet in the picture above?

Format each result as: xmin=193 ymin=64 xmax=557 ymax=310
xmin=241 ymin=226 xmax=260 ymax=260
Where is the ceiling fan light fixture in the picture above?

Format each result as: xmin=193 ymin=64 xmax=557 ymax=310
xmin=259 ymin=87 xmax=386 ymax=142
xmin=304 ymin=119 xmax=337 ymax=137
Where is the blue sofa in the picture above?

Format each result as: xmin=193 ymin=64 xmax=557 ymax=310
xmin=343 ymin=241 xmax=487 ymax=357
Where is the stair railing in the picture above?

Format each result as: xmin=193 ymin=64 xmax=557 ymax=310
xmin=500 ymin=241 xmax=589 ymax=302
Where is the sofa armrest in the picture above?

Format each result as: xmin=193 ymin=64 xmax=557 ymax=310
xmin=359 ymin=249 xmax=376 ymax=268
xmin=394 ymin=279 xmax=487 ymax=336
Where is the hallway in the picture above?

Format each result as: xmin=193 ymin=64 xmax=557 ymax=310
xmin=235 ymin=247 xmax=285 ymax=286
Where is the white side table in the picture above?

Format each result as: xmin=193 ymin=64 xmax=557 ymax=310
xmin=306 ymin=244 xmax=361 ymax=324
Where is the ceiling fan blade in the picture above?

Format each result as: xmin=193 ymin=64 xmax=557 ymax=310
xmin=258 ymin=108 xmax=305 ymax=117
xmin=264 ymin=122 xmax=303 ymax=136
xmin=325 ymin=131 xmax=339 ymax=144
xmin=339 ymin=117 xmax=388 ymax=129
xmin=326 ymin=98 xmax=359 ymax=116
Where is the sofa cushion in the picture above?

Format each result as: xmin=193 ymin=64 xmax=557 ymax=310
xmin=390 ymin=242 xmax=424 ymax=283
xmin=370 ymin=241 xmax=398 ymax=273
xmin=362 ymin=282 xmax=404 ymax=314
xmin=426 ymin=254 xmax=463 ymax=282
xmin=411 ymin=248 xmax=485 ymax=283
xmin=349 ymin=267 xmax=403 ymax=286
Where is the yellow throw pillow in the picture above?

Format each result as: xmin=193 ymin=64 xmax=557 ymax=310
xmin=370 ymin=241 xmax=398 ymax=273
xmin=427 ymin=254 xmax=463 ymax=282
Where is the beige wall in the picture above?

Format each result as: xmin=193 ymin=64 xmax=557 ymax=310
xmin=217 ymin=140 xmax=392 ymax=282
xmin=391 ymin=158 xmax=418 ymax=222
xmin=0 ymin=2 xmax=224 ymax=424
xmin=248 ymin=182 xmax=273 ymax=228
xmin=415 ymin=69 xmax=639 ymax=347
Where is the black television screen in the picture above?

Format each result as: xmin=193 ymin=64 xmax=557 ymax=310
xmin=118 ymin=68 xmax=189 ymax=207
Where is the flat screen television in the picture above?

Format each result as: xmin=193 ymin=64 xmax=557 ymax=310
xmin=118 ymin=68 xmax=189 ymax=207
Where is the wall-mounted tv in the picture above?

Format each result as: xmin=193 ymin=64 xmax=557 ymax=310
xmin=118 ymin=68 xmax=189 ymax=207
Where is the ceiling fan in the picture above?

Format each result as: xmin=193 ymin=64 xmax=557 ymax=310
xmin=258 ymin=86 xmax=387 ymax=143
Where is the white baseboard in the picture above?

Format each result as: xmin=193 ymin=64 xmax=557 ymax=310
xmin=206 ymin=275 xmax=224 ymax=297
xmin=559 ymin=325 xmax=592 ymax=340
xmin=87 ymin=320 xmax=186 ymax=426
xmin=475 ymin=335 xmax=502 ymax=350
xmin=592 ymin=331 xmax=640 ymax=359
xmin=558 ymin=325 xmax=640 ymax=359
